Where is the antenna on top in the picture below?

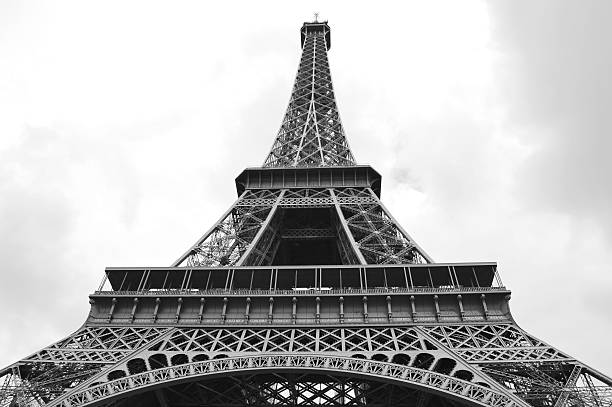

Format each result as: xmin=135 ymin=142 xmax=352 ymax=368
xmin=314 ymin=12 xmax=319 ymax=22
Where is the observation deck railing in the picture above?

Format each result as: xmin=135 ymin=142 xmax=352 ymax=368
xmin=95 ymin=262 xmax=505 ymax=294
xmin=93 ymin=285 xmax=508 ymax=297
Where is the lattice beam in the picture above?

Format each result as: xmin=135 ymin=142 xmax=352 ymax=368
xmin=264 ymin=23 xmax=355 ymax=168
xmin=49 ymin=355 xmax=527 ymax=407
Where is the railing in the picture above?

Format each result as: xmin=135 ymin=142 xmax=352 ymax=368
xmin=92 ymin=285 xmax=508 ymax=297
xmin=97 ymin=262 xmax=504 ymax=293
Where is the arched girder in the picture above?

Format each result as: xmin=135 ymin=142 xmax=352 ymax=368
xmin=51 ymin=355 xmax=528 ymax=407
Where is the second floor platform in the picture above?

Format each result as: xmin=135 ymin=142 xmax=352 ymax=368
xmin=88 ymin=262 xmax=512 ymax=326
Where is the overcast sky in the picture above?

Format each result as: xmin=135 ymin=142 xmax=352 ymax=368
xmin=1 ymin=1 xmax=611 ymax=375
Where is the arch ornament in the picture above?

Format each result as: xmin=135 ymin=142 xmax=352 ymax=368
xmin=54 ymin=355 xmax=526 ymax=407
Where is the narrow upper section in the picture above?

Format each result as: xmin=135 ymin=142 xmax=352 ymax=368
xmin=263 ymin=21 xmax=356 ymax=168
xmin=301 ymin=21 xmax=331 ymax=50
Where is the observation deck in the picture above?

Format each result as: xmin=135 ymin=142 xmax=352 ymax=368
xmin=301 ymin=21 xmax=331 ymax=49
xmin=90 ymin=262 xmax=511 ymax=326
xmin=235 ymin=165 xmax=382 ymax=197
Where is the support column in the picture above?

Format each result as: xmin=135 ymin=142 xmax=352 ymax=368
xmin=236 ymin=189 xmax=286 ymax=266
xmin=366 ymin=187 xmax=434 ymax=263
xmin=172 ymin=190 xmax=249 ymax=266
xmin=329 ymin=188 xmax=367 ymax=264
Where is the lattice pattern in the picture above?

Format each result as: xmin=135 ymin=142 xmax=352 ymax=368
xmin=137 ymin=373 xmax=446 ymax=407
xmin=239 ymin=188 xmax=369 ymax=266
xmin=264 ymin=30 xmax=355 ymax=167
xmin=334 ymin=217 xmax=363 ymax=265
xmin=0 ymin=363 xmax=102 ymax=406
xmin=337 ymin=188 xmax=429 ymax=264
xmin=281 ymin=188 xmax=334 ymax=207
xmin=152 ymin=327 xmax=430 ymax=354
xmin=176 ymin=190 xmax=283 ymax=267
xmin=482 ymin=362 xmax=612 ymax=407
xmin=22 ymin=327 xmax=168 ymax=363
xmin=0 ymin=327 xmax=170 ymax=406
xmin=284 ymin=189 xmax=331 ymax=199
xmin=421 ymin=325 xmax=569 ymax=363
xmin=175 ymin=186 xmax=430 ymax=267
xmin=239 ymin=204 xmax=284 ymax=266
xmin=56 ymin=355 xmax=519 ymax=407
xmin=417 ymin=324 xmax=612 ymax=407
xmin=237 ymin=189 xmax=282 ymax=207
xmin=4 ymin=19 xmax=612 ymax=407
xmin=334 ymin=187 xmax=378 ymax=205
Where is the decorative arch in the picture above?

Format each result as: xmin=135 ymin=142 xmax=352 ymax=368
xmin=106 ymin=370 xmax=126 ymax=381
xmin=392 ymin=353 xmax=411 ymax=365
xmin=126 ymin=358 xmax=147 ymax=375
xmin=413 ymin=352 xmax=436 ymax=369
xmin=55 ymin=355 xmax=524 ymax=407
xmin=170 ymin=354 xmax=189 ymax=366
xmin=371 ymin=353 xmax=388 ymax=362
xmin=454 ymin=370 xmax=474 ymax=382
xmin=148 ymin=353 xmax=168 ymax=369
xmin=432 ymin=357 xmax=457 ymax=375
xmin=192 ymin=353 xmax=209 ymax=362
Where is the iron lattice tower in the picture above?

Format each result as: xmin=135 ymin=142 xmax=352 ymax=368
xmin=1 ymin=20 xmax=611 ymax=407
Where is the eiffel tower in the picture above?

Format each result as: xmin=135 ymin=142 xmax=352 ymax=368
xmin=1 ymin=19 xmax=611 ymax=407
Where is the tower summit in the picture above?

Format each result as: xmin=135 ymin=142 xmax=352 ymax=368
xmin=265 ymin=21 xmax=350 ymax=167
xmin=1 ymin=19 xmax=611 ymax=407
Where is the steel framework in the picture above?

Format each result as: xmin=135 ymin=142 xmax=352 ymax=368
xmin=1 ymin=19 xmax=611 ymax=407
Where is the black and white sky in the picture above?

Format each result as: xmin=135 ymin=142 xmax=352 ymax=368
xmin=1 ymin=1 xmax=611 ymax=373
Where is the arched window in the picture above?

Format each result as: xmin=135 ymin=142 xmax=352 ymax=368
xmin=391 ymin=353 xmax=411 ymax=365
xmin=412 ymin=353 xmax=435 ymax=370
xmin=171 ymin=354 xmax=189 ymax=366
xmin=453 ymin=370 xmax=474 ymax=381
xmin=192 ymin=354 xmax=210 ymax=362
xmin=148 ymin=353 xmax=169 ymax=370
xmin=432 ymin=358 xmax=456 ymax=375
xmin=107 ymin=370 xmax=127 ymax=381
xmin=371 ymin=353 xmax=388 ymax=362
xmin=127 ymin=358 xmax=147 ymax=374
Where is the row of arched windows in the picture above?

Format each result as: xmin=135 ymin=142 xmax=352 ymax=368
xmin=343 ymin=353 xmax=489 ymax=386
xmin=106 ymin=352 xmax=487 ymax=388
xmin=106 ymin=353 xmax=228 ymax=381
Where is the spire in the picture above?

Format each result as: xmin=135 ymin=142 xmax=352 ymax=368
xmin=263 ymin=21 xmax=356 ymax=168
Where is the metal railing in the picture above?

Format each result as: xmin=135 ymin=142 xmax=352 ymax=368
xmin=93 ymin=285 xmax=508 ymax=297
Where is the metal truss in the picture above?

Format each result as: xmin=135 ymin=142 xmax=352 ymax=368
xmin=0 ymin=327 xmax=171 ymax=406
xmin=46 ymin=355 xmax=524 ymax=407
xmin=4 ymin=322 xmax=609 ymax=407
xmin=112 ymin=372 xmax=437 ymax=407
xmin=129 ymin=326 xmax=433 ymax=354
xmin=333 ymin=188 xmax=431 ymax=264
xmin=173 ymin=190 xmax=284 ymax=267
xmin=175 ymin=187 xmax=431 ymax=267
xmin=0 ymin=323 xmax=502 ymax=406
xmin=21 ymin=326 xmax=169 ymax=364
xmin=2 ymin=19 xmax=612 ymax=407
xmin=481 ymin=363 xmax=612 ymax=407
xmin=0 ymin=363 xmax=101 ymax=406
xmin=419 ymin=324 xmax=612 ymax=407
xmin=421 ymin=325 xmax=570 ymax=363
xmin=263 ymin=25 xmax=355 ymax=167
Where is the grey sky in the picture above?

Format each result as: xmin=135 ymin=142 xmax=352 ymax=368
xmin=0 ymin=0 xmax=611 ymax=375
